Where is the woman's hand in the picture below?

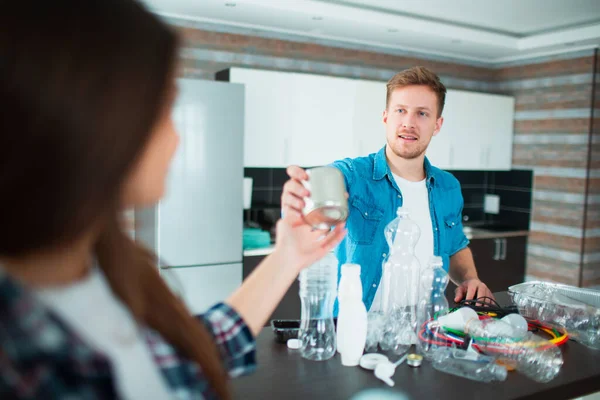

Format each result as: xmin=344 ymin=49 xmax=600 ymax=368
xmin=227 ymin=208 xmax=346 ymax=336
xmin=274 ymin=206 xmax=346 ymax=274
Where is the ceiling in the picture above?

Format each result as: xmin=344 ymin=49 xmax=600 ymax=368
xmin=142 ymin=0 xmax=600 ymax=64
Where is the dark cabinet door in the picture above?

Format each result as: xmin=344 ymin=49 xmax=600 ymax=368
xmin=499 ymin=236 xmax=527 ymax=288
xmin=243 ymin=255 xmax=301 ymax=324
xmin=446 ymin=236 xmax=527 ymax=305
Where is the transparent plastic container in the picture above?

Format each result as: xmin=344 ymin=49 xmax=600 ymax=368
xmin=464 ymin=320 xmax=564 ymax=383
xmin=379 ymin=208 xmax=421 ymax=355
xmin=432 ymin=348 xmax=507 ymax=383
xmin=365 ymin=311 xmax=385 ymax=353
xmin=509 ymin=281 xmax=600 ymax=350
xmin=417 ymin=256 xmax=449 ymax=359
xmin=298 ymin=252 xmax=338 ymax=361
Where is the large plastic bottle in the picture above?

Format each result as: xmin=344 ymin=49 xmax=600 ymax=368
xmin=379 ymin=208 xmax=421 ymax=354
xmin=298 ymin=252 xmax=338 ymax=361
xmin=432 ymin=348 xmax=508 ymax=382
xmin=336 ymin=264 xmax=368 ymax=366
xmin=464 ymin=321 xmax=564 ymax=383
xmin=417 ymin=256 xmax=449 ymax=359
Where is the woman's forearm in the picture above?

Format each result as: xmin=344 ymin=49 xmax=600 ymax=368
xmin=226 ymin=250 xmax=298 ymax=336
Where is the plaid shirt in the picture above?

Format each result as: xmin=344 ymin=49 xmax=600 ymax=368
xmin=0 ymin=268 xmax=256 ymax=399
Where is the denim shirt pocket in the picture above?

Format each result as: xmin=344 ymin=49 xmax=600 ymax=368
xmin=348 ymin=197 xmax=384 ymax=245
xmin=442 ymin=214 xmax=461 ymax=254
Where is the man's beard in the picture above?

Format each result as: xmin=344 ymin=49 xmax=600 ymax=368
xmin=387 ymin=138 xmax=427 ymax=160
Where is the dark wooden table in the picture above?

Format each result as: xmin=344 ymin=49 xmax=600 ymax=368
xmin=231 ymin=293 xmax=600 ymax=400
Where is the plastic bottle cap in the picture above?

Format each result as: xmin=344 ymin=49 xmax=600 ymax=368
xmin=359 ymin=353 xmax=389 ymax=370
xmin=287 ymin=339 xmax=301 ymax=350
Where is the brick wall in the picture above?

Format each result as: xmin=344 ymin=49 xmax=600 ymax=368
xmin=494 ymin=52 xmax=598 ymax=287
xmin=168 ymin=16 xmax=600 ymax=288
xmin=582 ymin=53 xmax=600 ymax=288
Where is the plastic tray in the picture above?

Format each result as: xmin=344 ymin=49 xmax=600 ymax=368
xmin=508 ymin=281 xmax=600 ymax=349
xmin=271 ymin=319 xmax=338 ymax=344
xmin=509 ymin=281 xmax=600 ymax=308
xmin=271 ymin=320 xmax=300 ymax=343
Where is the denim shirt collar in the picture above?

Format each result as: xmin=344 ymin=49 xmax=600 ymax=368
xmin=373 ymin=146 xmax=436 ymax=186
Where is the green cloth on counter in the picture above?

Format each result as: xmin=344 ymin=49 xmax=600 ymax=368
xmin=243 ymin=228 xmax=271 ymax=250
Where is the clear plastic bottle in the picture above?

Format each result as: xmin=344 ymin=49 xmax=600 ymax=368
xmin=379 ymin=208 xmax=421 ymax=355
xmin=417 ymin=256 xmax=449 ymax=360
xmin=298 ymin=252 xmax=338 ymax=361
xmin=432 ymin=348 xmax=508 ymax=382
xmin=510 ymin=337 xmax=563 ymax=383
xmin=336 ymin=263 xmax=368 ymax=366
xmin=468 ymin=330 xmax=564 ymax=383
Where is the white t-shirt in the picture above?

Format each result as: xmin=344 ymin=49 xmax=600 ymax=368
xmin=370 ymin=174 xmax=434 ymax=311
xmin=34 ymin=267 xmax=173 ymax=400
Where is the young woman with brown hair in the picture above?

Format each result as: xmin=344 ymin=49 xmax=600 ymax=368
xmin=0 ymin=1 xmax=346 ymax=398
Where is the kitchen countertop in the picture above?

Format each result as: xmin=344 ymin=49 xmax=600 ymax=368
xmin=463 ymin=226 xmax=529 ymax=240
xmin=243 ymin=245 xmax=276 ymax=257
xmin=231 ymin=292 xmax=600 ymax=400
xmin=243 ymin=226 xmax=529 ymax=257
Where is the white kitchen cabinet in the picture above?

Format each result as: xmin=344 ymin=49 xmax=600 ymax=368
xmin=425 ymin=118 xmax=452 ymax=169
xmin=161 ymin=263 xmax=242 ymax=315
xmin=228 ymin=68 xmax=359 ymax=167
xmin=481 ymin=94 xmax=515 ymax=170
xmin=428 ymin=89 xmax=515 ymax=171
xmin=287 ymin=72 xmax=358 ymax=166
xmin=352 ymin=80 xmax=387 ymax=156
xmin=227 ymin=68 xmax=290 ymax=167
xmin=442 ymin=90 xmax=486 ymax=170
xmin=224 ymin=68 xmax=514 ymax=170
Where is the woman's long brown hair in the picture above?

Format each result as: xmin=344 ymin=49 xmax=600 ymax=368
xmin=0 ymin=1 xmax=230 ymax=398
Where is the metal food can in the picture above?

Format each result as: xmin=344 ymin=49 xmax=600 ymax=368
xmin=406 ymin=353 xmax=423 ymax=368
xmin=301 ymin=166 xmax=348 ymax=230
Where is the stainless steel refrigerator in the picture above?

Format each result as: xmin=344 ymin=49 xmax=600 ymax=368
xmin=135 ymin=78 xmax=244 ymax=314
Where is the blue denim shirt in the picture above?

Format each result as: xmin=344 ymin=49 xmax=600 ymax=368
xmin=331 ymin=146 xmax=469 ymax=314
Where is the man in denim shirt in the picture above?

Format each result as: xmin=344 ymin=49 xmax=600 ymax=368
xmin=281 ymin=66 xmax=493 ymax=311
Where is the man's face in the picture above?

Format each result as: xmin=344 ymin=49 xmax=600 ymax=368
xmin=383 ymin=85 xmax=443 ymax=160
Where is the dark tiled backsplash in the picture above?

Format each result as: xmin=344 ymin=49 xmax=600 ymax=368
xmin=244 ymin=167 xmax=292 ymax=208
xmin=245 ymin=167 xmax=533 ymax=230
xmin=452 ymin=169 xmax=533 ymax=230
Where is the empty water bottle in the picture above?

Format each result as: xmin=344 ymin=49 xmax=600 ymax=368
xmin=298 ymin=252 xmax=338 ymax=361
xmin=380 ymin=208 xmax=421 ymax=354
xmin=472 ymin=332 xmax=563 ymax=383
xmin=417 ymin=255 xmax=449 ymax=359
xmin=432 ymin=347 xmax=507 ymax=383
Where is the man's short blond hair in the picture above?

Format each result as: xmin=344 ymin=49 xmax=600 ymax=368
xmin=386 ymin=66 xmax=447 ymax=117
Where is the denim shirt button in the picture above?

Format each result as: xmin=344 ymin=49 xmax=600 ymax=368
xmin=373 ymin=284 xmax=377 ymax=288
xmin=364 ymin=212 xmax=368 ymax=216
xmin=382 ymin=253 xmax=386 ymax=257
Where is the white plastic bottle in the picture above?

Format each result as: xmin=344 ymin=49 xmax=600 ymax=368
xmin=336 ymin=263 xmax=368 ymax=366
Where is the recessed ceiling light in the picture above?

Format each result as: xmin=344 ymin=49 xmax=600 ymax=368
xmin=225 ymin=2 xmax=236 ymax=7
xmin=388 ymin=28 xmax=398 ymax=33
xmin=312 ymin=16 xmax=323 ymax=21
